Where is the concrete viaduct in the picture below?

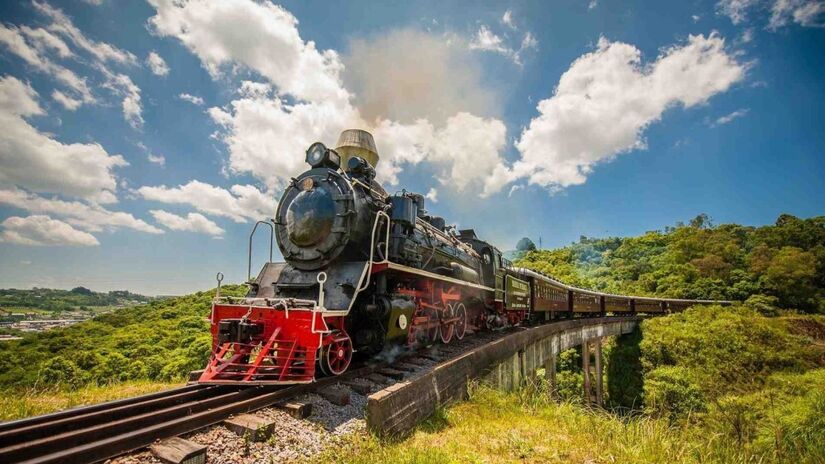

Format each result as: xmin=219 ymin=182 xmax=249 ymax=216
xmin=366 ymin=316 xmax=642 ymax=436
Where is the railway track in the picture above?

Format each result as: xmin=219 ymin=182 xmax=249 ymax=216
xmin=0 ymin=365 xmax=379 ymax=464
xmin=0 ymin=326 xmax=517 ymax=464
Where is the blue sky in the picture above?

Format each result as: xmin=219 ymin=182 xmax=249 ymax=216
xmin=0 ymin=0 xmax=823 ymax=295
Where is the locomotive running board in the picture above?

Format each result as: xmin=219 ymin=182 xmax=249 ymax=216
xmin=371 ymin=261 xmax=496 ymax=292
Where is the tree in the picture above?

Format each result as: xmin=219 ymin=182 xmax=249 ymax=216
xmin=516 ymin=237 xmax=537 ymax=252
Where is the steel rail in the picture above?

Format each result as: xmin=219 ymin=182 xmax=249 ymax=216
xmin=0 ymin=366 xmax=376 ymax=464
xmin=0 ymin=384 xmax=207 ymax=434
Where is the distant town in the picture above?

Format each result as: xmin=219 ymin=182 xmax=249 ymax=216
xmin=0 ymin=287 xmax=158 ymax=339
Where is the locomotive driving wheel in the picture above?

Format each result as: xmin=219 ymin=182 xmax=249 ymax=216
xmin=454 ymin=302 xmax=468 ymax=340
xmin=439 ymin=304 xmax=454 ymax=344
xmin=322 ymin=331 xmax=352 ymax=376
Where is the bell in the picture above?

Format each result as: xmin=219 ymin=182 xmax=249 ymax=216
xmin=335 ymin=129 xmax=379 ymax=169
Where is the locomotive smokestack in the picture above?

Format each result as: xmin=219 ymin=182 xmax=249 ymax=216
xmin=335 ymin=129 xmax=379 ymax=169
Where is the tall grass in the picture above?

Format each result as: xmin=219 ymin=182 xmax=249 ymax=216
xmin=0 ymin=380 xmax=181 ymax=421
xmin=310 ymin=382 xmax=762 ymax=464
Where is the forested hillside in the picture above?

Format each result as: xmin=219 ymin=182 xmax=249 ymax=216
xmin=0 ymin=285 xmax=245 ymax=391
xmin=516 ymin=214 xmax=825 ymax=313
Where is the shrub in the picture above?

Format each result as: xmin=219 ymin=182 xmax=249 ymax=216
xmin=643 ymin=366 xmax=705 ymax=422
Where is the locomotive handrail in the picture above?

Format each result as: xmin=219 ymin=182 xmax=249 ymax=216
xmin=357 ymin=210 xmax=391 ymax=294
xmin=247 ymin=220 xmax=275 ymax=282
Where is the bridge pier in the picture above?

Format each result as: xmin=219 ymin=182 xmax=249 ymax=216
xmin=582 ymin=338 xmax=603 ymax=406
xmin=543 ymin=351 xmax=557 ymax=397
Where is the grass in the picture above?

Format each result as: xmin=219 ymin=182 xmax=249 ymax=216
xmin=0 ymin=380 xmax=182 ymax=421
xmin=310 ymin=384 xmax=771 ymax=464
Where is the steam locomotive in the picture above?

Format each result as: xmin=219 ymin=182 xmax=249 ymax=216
xmin=199 ymin=130 xmax=724 ymax=385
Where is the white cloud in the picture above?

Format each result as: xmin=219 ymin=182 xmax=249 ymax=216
xmin=20 ymin=25 xmax=73 ymax=58
xmin=208 ymin=83 xmax=357 ymax=189
xmin=97 ymin=65 xmax=143 ymax=129
xmin=738 ymin=27 xmax=756 ymax=43
xmin=138 ymin=180 xmax=277 ymax=223
xmin=589 ymin=0 xmax=598 ymax=10
xmin=178 ymin=93 xmax=204 ymax=105
xmin=717 ymin=0 xmax=825 ymax=28
xmin=693 ymin=14 xmax=703 ymax=22
xmin=502 ymin=10 xmax=516 ymax=29
xmin=0 ymin=188 xmax=164 ymax=234
xmin=770 ymin=0 xmax=825 ymax=28
xmin=425 ymin=188 xmax=438 ymax=203
xmin=147 ymin=153 xmax=166 ymax=166
xmin=717 ymin=0 xmax=761 ymax=24
xmin=150 ymin=2 xmax=510 ymax=197
xmin=33 ymin=1 xmax=137 ymax=65
xmin=469 ymin=25 xmax=538 ymax=65
xmin=507 ymin=33 xmax=745 ymax=193
xmin=0 ymin=76 xmax=126 ymax=203
xmin=372 ymin=112 xmax=508 ymax=193
xmin=148 ymin=0 xmax=349 ymax=105
xmin=146 ymin=51 xmax=169 ymax=76
xmin=51 ymin=89 xmax=82 ymax=110
xmin=470 ymin=25 xmax=510 ymax=54
xmin=0 ymin=24 xmax=95 ymax=105
xmin=0 ymin=215 xmax=99 ymax=246
xmin=712 ymin=108 xmax=749 ymax=126
xmin=150 ymin=210 xmax=224 ymax=236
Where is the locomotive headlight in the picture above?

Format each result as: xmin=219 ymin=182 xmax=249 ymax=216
xmin=305 ymin=142 xmax=341 ymax=169
xmin=306 ymin=142 xmax=326 ymax=167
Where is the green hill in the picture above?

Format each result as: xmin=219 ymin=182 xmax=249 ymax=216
xmin=516 ymin=214 xmax=825 ymax=313
xmin=0 ymin=285 xmax=245 ymax=391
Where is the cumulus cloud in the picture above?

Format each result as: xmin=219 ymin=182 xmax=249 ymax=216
xmin=0 ymin=188 xmax=163 ymax=234
xmin=138 ymin=180 xmax=277 ymax=223
xmin=0 ymin=215 xmax=100 ymax=246
xmin=149 ymin=1 xmax=511 ymax=196
xmin=372 ymin=112 xmax=508 ymax=193
xmin=150 ymin=210 xmax=224 ymax=236
xmin=712 ymin=108 xmax=749 ymax=126
xmin=146 ymin=51 xmax=169 ymax=76
xmin=148 ymin=0 xmax=349 ymax=105
xmin=208 ymin=82 xmax=358 ymax=188
xmin=178 ymin=93 xmax=204 ymax=105
xmin=506 ymin=33 xmax=745 ymax=193
xmin=0 ymin=76 xmax=126 ymax=203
